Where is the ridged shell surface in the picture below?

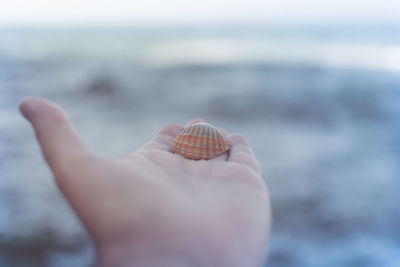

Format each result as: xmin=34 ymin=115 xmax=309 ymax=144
xmin=171 ymin=123 xmax=230 ymax=160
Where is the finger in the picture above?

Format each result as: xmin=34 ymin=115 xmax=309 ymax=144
xmin=217 ymin=127 xmax=229 ymax=138
xmin=138 ymin=124 xmax=183 ymax=152
xmin=208 ymin=152 xmax=228 ymax=162
xmin=227 ymin=134 xmax=261 ymax=174
xmin=19 ymin=97 xmax=90 ymax=174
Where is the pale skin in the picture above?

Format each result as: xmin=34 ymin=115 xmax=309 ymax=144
xmin=19 ymin=98 xmax=271 ymax=267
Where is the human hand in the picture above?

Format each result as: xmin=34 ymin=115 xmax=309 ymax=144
xmin=20 ymin=98 xmax=271 ymax=267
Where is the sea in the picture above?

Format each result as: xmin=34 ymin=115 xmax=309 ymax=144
xmin=0 ymin=24 xmax=400 ymax=266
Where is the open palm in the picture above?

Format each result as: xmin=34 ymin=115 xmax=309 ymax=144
xmin=20 ymin=98 xmax=271 ymax=267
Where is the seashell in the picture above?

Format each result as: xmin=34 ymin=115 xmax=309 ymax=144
xmin=171 ymin=122 xmax=230 ymax=160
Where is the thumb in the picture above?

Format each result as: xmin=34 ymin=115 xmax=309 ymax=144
xmin=19 ymin=97 xmax=90 ymax=176
xmin=20 ymin=98 xmax=111 ymax=237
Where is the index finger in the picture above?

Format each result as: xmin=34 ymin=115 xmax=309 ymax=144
xmin=138 ymin=124 xmax=183 ymax=152
xmin=227 ymin=134 xmax=261 ymax=174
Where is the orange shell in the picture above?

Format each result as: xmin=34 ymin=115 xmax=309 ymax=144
xmin=171 ymin=122 xmax=230 ymax=160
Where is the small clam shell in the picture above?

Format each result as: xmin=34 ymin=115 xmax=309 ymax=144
xmin=171 ymin=122 xmax=230 ymax=160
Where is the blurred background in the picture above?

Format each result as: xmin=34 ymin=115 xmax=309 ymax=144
xmin=1 ymin=0 xmax=400 ymax=266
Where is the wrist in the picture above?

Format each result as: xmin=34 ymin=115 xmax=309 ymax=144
xmin=97 ymin=229 xmax=267 ymax=267
xmin=95 ymin=211 xmax=270 ymax=267
xmin=97 ymin=234 xmax=201 ymax=267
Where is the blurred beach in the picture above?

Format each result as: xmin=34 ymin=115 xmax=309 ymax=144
xmin=1 ymin=24 xmax=400 ymax=266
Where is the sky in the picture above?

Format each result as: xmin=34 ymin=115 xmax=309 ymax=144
xmin=1 ymin=0 xmax=400 ymax=26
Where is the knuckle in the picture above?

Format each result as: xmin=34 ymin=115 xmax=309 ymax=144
xmin=228 ymin=134 xmax=249 ymax=146
xmin=230 ymin=152 xmax=261 ymax=173
xmin=158 ymin=124 xmax=183 ymax=136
